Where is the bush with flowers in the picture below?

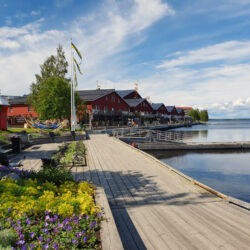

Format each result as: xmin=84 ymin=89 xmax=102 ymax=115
xmin=0 ymin=166 xmax=103 ymax=249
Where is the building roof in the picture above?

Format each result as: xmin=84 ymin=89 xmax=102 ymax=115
xmin=151 ymin=103 xmax=165 ymax=111
xmin=166 ymin=106 xmax=175 ymax=112
xmin=0 ymin=96 xmax=9 ymax=106
xmin=125 ymin=98 xmax=145 ymax=107
xmin=78 ymin=89 xmax=115 ymax=102
xmin=176 ymin=107 xmax=193 ymax=110
xmin=7 ymin=95 xmax=28 ymax=105
xmin=116 ymin=90 xmax=134 ymax=98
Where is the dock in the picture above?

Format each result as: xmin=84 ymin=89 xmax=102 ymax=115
xmin=83 ymin=134 xmax=250 ymax=249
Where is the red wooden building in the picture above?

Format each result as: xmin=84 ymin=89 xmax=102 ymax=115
xmin=166 ymin=106 xmax=179 ymax=120
xmin=125 ymin=98 xmax=154 ymax=119
xmin=6 ymin=96 xmax=38 ymax=126
xmin=0 ymin=96 xmax=9 ymax=130
xmin=176 ymin=108 xmax=185 ymax=117
xmin=151 ymin=103 xmax=168 ymax=115
xmin=78 ymin=89 xmax=130 ymax=126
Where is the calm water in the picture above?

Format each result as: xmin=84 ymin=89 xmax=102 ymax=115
xmin=173 ymin=119 xmax=250 ymax=142
xmin=150 ymin=120 xmax=250 ymax=203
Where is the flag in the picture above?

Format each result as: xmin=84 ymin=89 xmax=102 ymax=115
xmin=73 ymin=65 xmax=78 ymax=87
xmin=73 ymin=57 xmax=83 ymax=74
xmin=71 ymin=42 xmax=82 ymax=61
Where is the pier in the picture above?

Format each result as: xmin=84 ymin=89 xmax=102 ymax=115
xmin=83 ymin=134 xmax=250 ymax=249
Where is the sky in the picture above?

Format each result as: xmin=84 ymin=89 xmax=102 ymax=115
xmin=1 ymin=0 xmax=250 ymax=118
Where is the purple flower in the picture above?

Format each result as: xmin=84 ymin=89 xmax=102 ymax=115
xmin=30 ymin=244 xmax=36 ymax=249
xmin=57 ymin=223 xmax=63 ymax=228
xmin=44 ymin=222 xmax=49 ymax=227
xmin=45 ymin=215 xmax=50 ymax=221
xmin=21 ymin=245 xmax=27 ymax=250
xmin=30 ymin=232 xmax=35 ymax=238
xmin=85 ymin=215 xmax=89 ymax=220
xmin=0 ymin=226 xmax=2 ymax=230
xmin=90 ymin=221 xmax=97 ymax=228
xmin=43 ymin=228 xmax=49 ymax=235
xmin=63 ymin=219 xmax=68 ymax=225
xmin=50 ymin=218 xmax=54 ymax=223
xmin=26 ymin=218 xmax=31 ymax=225
xmin=38 ymin=236 xmax=43 ymax=242
xmin=19 ymin=234 xmax=24 ymax=240
xmin=45 ymin=211 xmax=50 ymax=215
xmin=97 ymin=212 xmax=102 ymax=217
xmin=17 ymin=220 xmax=21 ymax=224
xmin=53 ymin=243 xmax=58 ymax=249
xmin=43 ymin=244 xmax=49 ymax=249
xmin=30 ymin=209 xmax=34 ymax=213
xmin=76 ymin=232 xmax=81 ymax=238
xmin=53 ymin=228 xmax=59 ymax=234
xmin=46 ymin=237 xmax=51 ymax=243
xmin=72 ymin=239 xmax=78 ymax=245
xmin=83 ymin=236 xmax=87 ymax=242
xmin=66 ymin=225 xmax=72 ymax=231
xmin=8 ymin=208 xmax=11 ymax=212
xmin=54 ymin=214 xmax=58 ymax=221
xmin=17 ymin=240 xmax=25 ymax=245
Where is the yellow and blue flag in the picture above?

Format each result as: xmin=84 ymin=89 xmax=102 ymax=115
xmin=73 ymin=57 xmax=83 ymax=75
xmin=73 ymin=65 xmax=78 ymax=87
xmin=71 ymin=42 xmax=82 ymax=61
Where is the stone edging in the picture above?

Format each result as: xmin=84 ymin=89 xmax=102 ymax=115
xmin=113 ymin=136 xmax=250 ymax=211
xmin=95 ymin=187 xmax=124 ymax=250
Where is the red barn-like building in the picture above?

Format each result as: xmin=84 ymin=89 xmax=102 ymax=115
xmin=7 ymin=96 xmax=38 ymax=126
xmin=0 ymin=96 xmax=9 ymax=130
xmin=78 ymin=89 xmax=130 ymax=126
xmin=151 ymin=103 xmax=168 ymax=116
xmin=125 ymin=99 xmax=154 ymax=115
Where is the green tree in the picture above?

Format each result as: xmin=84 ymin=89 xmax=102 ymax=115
xmin=188 ymin=109 xmax=200 ymax=121
xmin=28 ymin=45 xmax=81 ymax=120
xmin=200 ymin=110 xmax=209 ymax=121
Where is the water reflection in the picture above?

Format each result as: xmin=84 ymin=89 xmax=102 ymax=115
xmin=149 ymin=150 xmax=250 ymax=203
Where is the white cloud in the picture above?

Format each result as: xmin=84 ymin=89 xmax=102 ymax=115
xmin=0 ymin=0 xmax=173 ymax=95
xmin=157 ymin=41 xmax=250 ymax=69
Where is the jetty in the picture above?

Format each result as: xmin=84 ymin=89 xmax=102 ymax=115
xmin=83 ymin=134 xmax=250 ymax=249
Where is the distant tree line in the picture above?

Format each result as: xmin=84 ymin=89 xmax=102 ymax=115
xmin=188 ymin=109 xmax=209 ymax=122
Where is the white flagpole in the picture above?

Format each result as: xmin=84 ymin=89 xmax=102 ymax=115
xmin=70 ymin=38 xmax=74 ymax=131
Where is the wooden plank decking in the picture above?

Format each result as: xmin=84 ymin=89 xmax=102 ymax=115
xmin=81 ymin=134 xmax=250 ymax=250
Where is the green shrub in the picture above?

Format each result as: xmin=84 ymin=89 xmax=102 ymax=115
xmin=23 ymin=168 xmax=74 ymax=186
xmin=0 ymin=229 xmax=17 ymax=248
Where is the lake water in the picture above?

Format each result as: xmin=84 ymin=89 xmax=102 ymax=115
xmin=173 ymin=119 xmax=250 ymax=142
xmin=150 ymin=119 xmax=250 ymax=203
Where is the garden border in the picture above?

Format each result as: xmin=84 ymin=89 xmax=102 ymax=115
xmin=95 ymin=187 xmax=124 ymax=250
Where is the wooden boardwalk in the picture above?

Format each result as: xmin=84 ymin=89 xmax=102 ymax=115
xmin=80 ymin=134 xmax=250 ymax=250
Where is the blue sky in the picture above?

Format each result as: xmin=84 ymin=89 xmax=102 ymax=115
xmin=1 ymin=0 xmax=250 ymax=118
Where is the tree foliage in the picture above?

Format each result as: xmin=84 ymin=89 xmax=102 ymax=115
xmin=28 ymin=45 xmax=81 ymax=120
xmin=200 ymin=110 xmax=209 ymax=121
xmin=188 ymin=109 xmax=209 ymax=122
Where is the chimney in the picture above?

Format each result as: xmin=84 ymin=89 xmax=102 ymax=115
xmin=146 ymin=96 xmax=152 ymax=104
xmin=134 ymin=83 xmax=138 ymax=92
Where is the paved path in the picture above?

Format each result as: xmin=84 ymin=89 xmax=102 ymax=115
xmin=9 ymin=143 xmax=61 ymax=171
xmin=83 ymin=134 xmax=250 ymax=250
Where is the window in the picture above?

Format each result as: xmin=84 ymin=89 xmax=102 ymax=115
xmin=106 ymin=96 xmax=108 ymax=101
xmin=28 ymin=106 xmax=31 ymax=112
xmin=118 ymin=98 xmax=120 ymax=103
xmin=111 ymin=95 xmax=116 ymax=102
xmin=10 ymin=107 xmax=13 ymax=113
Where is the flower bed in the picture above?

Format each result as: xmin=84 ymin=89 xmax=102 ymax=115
xmin=52 ymin=142 xmax=86 ymax=166
xmin=0 ymin=166 xmax=103 ymax=249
